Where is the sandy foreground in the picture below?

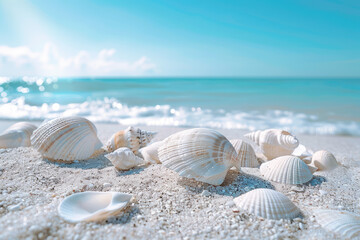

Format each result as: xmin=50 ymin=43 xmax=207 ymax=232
xmin=0 ymin=120 xmax=359 ymax=240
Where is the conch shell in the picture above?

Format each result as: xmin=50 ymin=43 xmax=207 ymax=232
xmin=105 ymin=147 xmax=145 ymax=170
xmin=245 ymin=129 xmax=299 ymax=160
xmin=230 ymin=139 xmax=259 ymax=168
xmin=0 ymin=122 xmax=37 ymax=148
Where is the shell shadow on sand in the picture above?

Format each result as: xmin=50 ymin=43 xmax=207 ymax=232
xmin=43 ymin=154 xmax=113 ymax=169
xmin=103 ymin=205 xmax=140 ymax=225
xmin=115 ymin=166 xmax=147 ymax=176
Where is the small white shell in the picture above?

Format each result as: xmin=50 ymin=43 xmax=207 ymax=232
xmin=0 ymin=122 xmax=37 ymax=148
xmin=58 ymin=191 xmax=133 ymax=223
xmin=230 ymin=139 xmax=259 ymax=168
xmin=311 ymin=150 xmax=338 ymax=171
xmin=292 ymin=144 xmax=313 ymax=164
xmin=106 ymin=126 xmax=156 ymax=154
xmin=138 ymin=141 xmax=163 ymax=164
xmin=31 ymin=116 xmax=103 ymax=162
xmin=105 ymin=147 xmax=145 ymax=170
xmin=260 ymin=155 xmax=313 ymax=185
xmin=245 ymin=129 xmax=299 ymax=160
xmin=158 ymin=128 xmax=238 ymax=185
xmin=307 ymin=164 xmax=318 ymax=174
xmin=314 ymin=209 xmax=360 ymax=239
xmin=233 ymin=188 xmax=300 ymax=220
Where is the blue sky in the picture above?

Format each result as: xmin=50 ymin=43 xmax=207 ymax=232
xmin=0 ymin=0 xmax=359 ymax=77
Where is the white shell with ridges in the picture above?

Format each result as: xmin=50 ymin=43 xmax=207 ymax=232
xmin=260 ymin=155 xmax=313 ymax=184
xmin=105 ymin=147 xmax=145 ymax=170
xmin=311 ymin=150 xmax=338 ymax=171
xmin=245 ymin=129 xmax=299 ymax=160
xmin=139 ymin=141 xmax=163 ymax=164
xmin=58 ymin=191 xmax=133 ymax=223
xmin=158 ymin=128 xmax=238 ymax=185
xmin=233 ymin=188 xmax=300 ymax=220
xmin=230 ymin=139 xmax=259 ymax=168
xmin=0 ymin=122 xmax=37 ymax=148
xmin=31 ymin=116 xmax=102 ymax=162
xmin=314 ymin=209 xmax=360 ymax=239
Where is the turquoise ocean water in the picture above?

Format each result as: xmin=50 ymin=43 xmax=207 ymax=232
xmin=0 ymin=77 xmax=359 ymax=136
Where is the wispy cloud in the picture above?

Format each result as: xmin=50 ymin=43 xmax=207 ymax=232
xmin=0 ymin=43 xmax=156 ymax=76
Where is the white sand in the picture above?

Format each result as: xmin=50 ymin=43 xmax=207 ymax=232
xmin=0 ymin=121 xmax=359 ymax=239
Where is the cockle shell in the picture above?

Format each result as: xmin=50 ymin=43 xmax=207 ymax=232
xmin=58 ymin=191 xmax=133 ymax=223
xmin=311 ymin=150 xmax=338 ymax=171
xmin=31 ymin=116 xmax=103 ymax=162
xmin=314 ymin=209 xmax=360 ymax=239
xmin=0 ymin=122 xmax=37 ymax=148
xmin=230 ymin=139 xmax=259 ymax=168
xmin=260 ymin=155 xmax=313 ymax=185
xmin=292 ymin=144 xmax=313 ymax=164
xmin=105 ymin=147 xmax=145 ymax=170
xmin=106 ymin=126 xmax=156 ymax=154
xmin=245 ymin=129 xmax=299 ymax=160
xmin=138 ymin=141 xmax=163 ymax=164
xmin=158 ymin=128 xmax=238 ymax=185
xmin=233 ymin=188 xmax=300 ymax=220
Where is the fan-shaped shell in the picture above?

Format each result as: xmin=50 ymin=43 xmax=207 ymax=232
xmin=230 ymin=139 xmax=259 ymax=168
xmin=260 ymin=155 xmax=313 ymax=184
xmin=0 ymin=122 xmax=37 ymax=148
xmin=233 ymin=188 xmax=300 ymax=220
xmin=314 ymin=209 xmax=360 ymax=239
xmin=105 ymin=147 xmax=145 ymax=170
xmin=292 ymin=144 xmax=313 ymax=164
xmin=245 ymin=129 xmax=299 ymax=160
xmin=311 ymin=150 xmax=338 ymax=171
xmin=158 ymin=128 xmax=238 ymax=185
xmin=106 ymin=126 xmax=156 ymax=154
xmin=31 ymin=116 xmax=103 ymax=162
xmin=139 ymin=141 xmax=163 ymax=164
xmin=58 ymin=191 xmax=133 ymax=223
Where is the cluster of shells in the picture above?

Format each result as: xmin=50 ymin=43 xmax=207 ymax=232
xmin=1 ymin=117 xmax=359 ymax=238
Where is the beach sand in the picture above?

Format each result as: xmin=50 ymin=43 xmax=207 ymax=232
xmin=0 ymin=120 xmax=359 ymax=239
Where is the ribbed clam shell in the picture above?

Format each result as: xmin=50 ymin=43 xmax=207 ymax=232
xmin=105 ymin=147 xmax=145 ymax=170
xmin=230 ymin=139 xmax=259 ymax=168
xmin=314 ymin=209 xmax=360 ymax=239
xmin=233 ymin=188 xmax=300 ymax=220
xmin=0 ymin=122 xmax=37 ymax=148
xmin=106 ymin=126 xmax=157 ymax=154
xmin=292 ymin=144 xmax=313 ymax=164
xmin=158 ymin=128 xmax=238 ymax=185
xmin=58 ymin=191 xmax=133 ymax=223
xmin=31 ymin=116 xmax=103 ymax=162
xmin=139 ymin=141 xmax=163 ymax=164
xmin=260 ymin=155 xmax=313 ymax=184
xmin=245 ymin=129 xmax=299 ymax=160
xmin=311 ymin=150 xmax=338 ymax=171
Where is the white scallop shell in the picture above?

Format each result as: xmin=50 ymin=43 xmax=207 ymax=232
xmin=106 ymin=126 xmax=157 ymax=154
xmin=31 ymin=116 xmax=103 ymax=162
xmin=158 ymin=128 xmax=238 ymax=185
xmin=311 ymin=150 xmax=338 ymax=171
xmin=314 ymin=209 xmax=360 ymax=239
xmin=292 ymin=144 xmax=313 ymax=164
xmin=230 ymin=139 xmax=259 ymax=168
xmin=58 ymin=191 xmax=133 ymax=223
xmin=245 ymin=129 xmax=299 ymax=160
xmin=105 ymin=147 xmax=145 ymax=170
xmin=138 ymin=141 xmax=163 ymax=164
xmin=233 ymin=188 xmax=300 ymax=220
xmin=260 ymin=155 xmax=313 ymax=184
xmin=0 ymin=122 xmax=37 ymax=148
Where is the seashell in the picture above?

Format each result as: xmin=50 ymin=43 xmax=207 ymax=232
xmin=230 ymin=139 xmax=259 ymax=168
xmin=292 ymin=144 xmax=313 ymax=164
xmin=307 ymin=164 xmax=318 ymax=174
xmin=314 ymin=209 xmax=360 ymax=239
xmin=0 ymin=122 xmax=37 ymax=148
xmin=158 ymin=128 xmax=238 ymax=185
xmin=105 ymin=126 xmax=156 ymax=154
xmin=233 ymin=188 xmax=300 ymax=220
xmin=31 ymin=116 xmax=103 ymax=162
xmin=58 ymin=191 xmax=133 ymax=223
xmin=311 ymin=150 xmax=338 ymax=171
xmin=245 ymin=129 xmax=299 ymax=160
xmin=138 ymin=141 xmax=163 ymax=164
xmin=260 ymin=155 xmax=313 ymax=185
xmin=105 ymin=147 xmax=145 ymax=170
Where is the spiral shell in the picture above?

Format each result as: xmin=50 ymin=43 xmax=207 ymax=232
xmin=233 ymin=188 xmax=300 ymax=220
xmin=158 ymin=128 xmax=238 ymax=185
xmin=0 ymin=122 xmax=37 ymax=148
xmin=31 ymin=116 xmax=103 ymax=162
xmin=138 ymin=141 xmax=163 ymax=164
xmin=105 ymin=147 xmax=145 ymax=170
xmin=245 ymin=129 xmax=299 ymax=160
xmin=311 ymin=150 xmax=338 ymax=171
xmin=230 ymin=139 xmax=259 ymax=168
